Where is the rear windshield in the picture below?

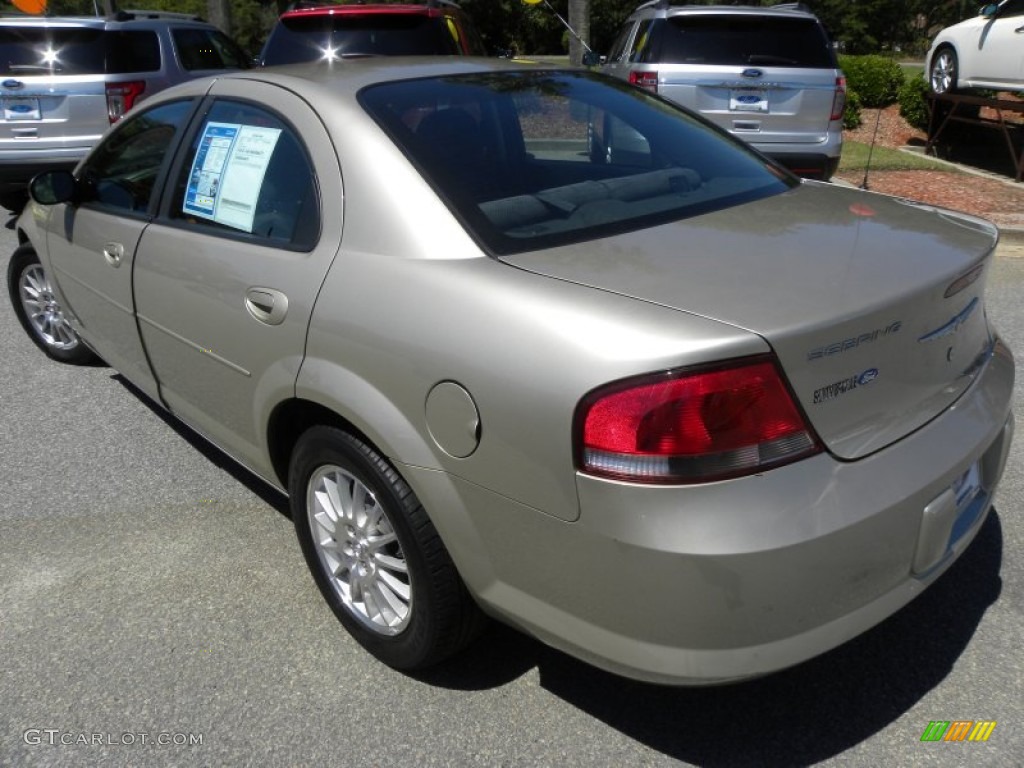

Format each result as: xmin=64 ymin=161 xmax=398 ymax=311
xmin=261 ymin=14 xmax=461 ymax=65
xmin=646 ymin=16 xmax=835 ymax=68
xmin=360 ymin=71 xmax=794 ymax=255
xmin=0 ymin=28 xmax=161 ymax=75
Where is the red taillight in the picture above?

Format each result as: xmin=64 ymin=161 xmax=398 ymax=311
xmin=628 ymin=70 xmax=658 ymax=93
xmin=830 ymin=75 xmax=847 ymax=122
xmin=576 ymin=357 xmax=820 ymax=484
xmin=106 ymin=81 xmax=146 ymax=123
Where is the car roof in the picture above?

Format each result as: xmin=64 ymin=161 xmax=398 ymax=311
xmin=227 ymin=56 xmax=538 ymax=95
xmin=280 ymin=3 xmax=458 ymax=20
xmin=0 ymin=12 xmax=211 ymax=28
xmin=633 ymin=2 xmax=818 ymax=20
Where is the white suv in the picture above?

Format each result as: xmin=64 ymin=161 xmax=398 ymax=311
xmin=0 ymin=10 xmax=249 ymax=211
xmin=927 ymin=0 xmax=1024 ymax=95
xmin=602 ymin=1 xmax=845 ymax=180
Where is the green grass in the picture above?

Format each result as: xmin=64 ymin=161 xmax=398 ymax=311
xmin=838 ymin=140 xmax=957 ymax=173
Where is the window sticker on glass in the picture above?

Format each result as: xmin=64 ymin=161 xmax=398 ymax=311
xmin=183 ymin=121 xmax=282 ymax=232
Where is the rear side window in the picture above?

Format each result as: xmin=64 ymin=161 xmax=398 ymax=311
xmin=646 ymin=16 xmax=835 ymax=68
xmin=261 ymin=14 xmax=461 ymax=65
xmin=106 ymin=31 xmax=160 ymax=73
xmin=171 ymin=100 xmax=319 ymax=249
xmin=173 ymin=28 xmax=250 ymax=71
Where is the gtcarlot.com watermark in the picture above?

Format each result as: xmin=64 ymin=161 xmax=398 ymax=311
xmin=24 ymin=729 xmax=203 ymax=747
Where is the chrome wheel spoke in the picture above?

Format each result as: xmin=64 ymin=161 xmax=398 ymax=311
xmin=19 ymin=264 xmax=79 ymax=351
xmin=307 ymin=464 xmax=413 ymax=635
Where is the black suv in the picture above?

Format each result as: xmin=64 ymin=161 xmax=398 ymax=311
xmin=258 ymin=0 xmax=485 ymax=66
xmin=0 ymin=10 xmax=249 ymax=211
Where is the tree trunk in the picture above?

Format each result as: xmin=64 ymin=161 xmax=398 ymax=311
xmin=567 ymin=0 xmax=590 ymax=66
xmin=207 ymin=0 xmax=233 ymax=36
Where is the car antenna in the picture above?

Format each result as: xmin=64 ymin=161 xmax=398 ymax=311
xmin=859 ymin=106 xmax=883 ymax=190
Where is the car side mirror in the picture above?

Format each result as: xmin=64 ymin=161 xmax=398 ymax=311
xmin=581 ymin=50 xmax=603 ymax=67
xmin=980 ymin=3 xmax=999 ymax=18
xmin=28 ymin=170 xmax=78 ymax=205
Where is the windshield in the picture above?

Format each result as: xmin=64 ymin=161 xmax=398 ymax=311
xmin=360 ymin=70 xmax=795 ymax=255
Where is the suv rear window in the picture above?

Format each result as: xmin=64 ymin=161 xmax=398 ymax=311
xmin=646 ymin=16 xmax=835 ymax=68
xmin=262 ymin=14 xmax=462 ymax=65
xmin=0 ymin=28 xmax=160 ymax=75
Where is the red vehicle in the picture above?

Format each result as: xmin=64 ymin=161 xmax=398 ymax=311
xmin=258 ymin=0 xmax=486 ymax=66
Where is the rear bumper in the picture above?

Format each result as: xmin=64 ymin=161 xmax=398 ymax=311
xmin=751 ymin=132 xmax=843 ymax=180
xmin=409 ymin=338 xmax=1014 ymax=685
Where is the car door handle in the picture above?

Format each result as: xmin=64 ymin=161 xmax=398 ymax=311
xmin=102 ymin=242 xmax=124 ymax=267
xmin=244 ymin=287 xmax=288 ymax=326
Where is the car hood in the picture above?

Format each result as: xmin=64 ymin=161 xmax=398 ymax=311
xmin=499 ymin=181 xmax=1000 ymax=460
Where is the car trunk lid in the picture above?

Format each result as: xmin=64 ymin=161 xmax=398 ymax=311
xmin=499 ymin=182 xmax=998 ymax=460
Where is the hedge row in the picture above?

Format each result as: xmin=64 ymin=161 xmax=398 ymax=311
xmin=838 ymin=54 xmax=928 ymax=133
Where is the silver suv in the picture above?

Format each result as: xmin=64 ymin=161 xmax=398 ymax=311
xmin=0 ymin=10 xmax=249 ymax=211
xmin=602 ymin=1 xmax=845 ymax=180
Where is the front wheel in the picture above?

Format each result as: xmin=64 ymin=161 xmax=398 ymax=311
xmin=7 ymin=245 xmax=97 ymax=364
xmin=930 ymin=47 xmax=958 ymax=95
xmin=289 ymin=427 xmax=484 ymax=669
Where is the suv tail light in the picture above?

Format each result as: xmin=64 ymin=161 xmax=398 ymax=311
xmin=576 ymin=357 xmax=821 ymax=484
xmin=628 ymin=70 xmax=658 ymax=93
xmin=830 ymin=76 xmax=846 ymax=122
xmin=106 ymin=81 xmax=146 ymax=123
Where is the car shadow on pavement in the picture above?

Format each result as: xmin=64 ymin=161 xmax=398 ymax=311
xmin=423 ymin=511 xmax=1004 ymax=766
xmin=111 ymin=372 xmax=291 ymax=518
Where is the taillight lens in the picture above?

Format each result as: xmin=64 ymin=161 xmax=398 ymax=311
xmin=576 ymin=357 xmax=820 ymax=484
xmin=106 ymin=81 xmax=146 ymax=123
xmin=830 ymin=76 xmax=847 ymax=122
xmin=628 ymin=70 xmax=658 ymax=93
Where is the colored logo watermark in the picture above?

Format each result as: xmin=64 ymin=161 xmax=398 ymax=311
xmin=921 ymin=721 xmax=996 ymax=742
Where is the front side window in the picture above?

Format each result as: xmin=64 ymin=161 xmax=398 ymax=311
xmin=78 ymin=100 xmax=194 ymax=212
xmin=171 ymin=100 xmax=319 ymax=249
xmin=361 ymin=71 xmax=793 ymax=255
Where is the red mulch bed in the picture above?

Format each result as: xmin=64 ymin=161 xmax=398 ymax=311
xmin=833 ymin=106 xmax=1024 ymax=228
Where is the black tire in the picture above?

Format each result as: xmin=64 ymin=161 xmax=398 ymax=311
xmin=7 ymin=244 xmax=97 ymax=365
xmin=289 ymin=426 xmax=484 ymax=670
xmin=930 ymin=46 xmax=958 ymax=96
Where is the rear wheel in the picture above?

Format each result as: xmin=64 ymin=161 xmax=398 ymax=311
xmin=289 ymin=426 xmax=484 ymax=669
xmin=930 ymin=46 xmax=958 ymax=95
xmin=7 ymin=245 xmax=96 ymax=364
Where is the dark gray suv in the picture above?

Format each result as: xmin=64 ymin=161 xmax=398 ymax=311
xmin=602 ymin=1 xmax=845 ymax=180
xmin=0 ymin=10 xmax=249 ymax=211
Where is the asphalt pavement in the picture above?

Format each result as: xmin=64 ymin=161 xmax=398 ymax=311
xmin=1 ymin=224 xmax=1022 ymax=767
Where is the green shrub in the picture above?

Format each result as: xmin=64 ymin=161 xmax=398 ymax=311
xmin=898 ymin=76 xmax=930 ymax=133
xmin=839 ymin=55 xmax=904 ymax=108
xmin=844 ymin=88 xmax=862 ymax=130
